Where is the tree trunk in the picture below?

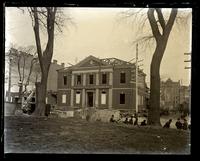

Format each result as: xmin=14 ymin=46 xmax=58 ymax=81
xmin=33 ymin=82 xmax=46 ymax=116
xmin=148 ymin=38 xmax=168 ymax=126
xmin=148 ymin=50 xmax=161 ymax=126
xmin=33 ymin=62 xmax=50 ymax=116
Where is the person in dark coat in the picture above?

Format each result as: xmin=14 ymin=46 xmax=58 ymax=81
xmin=110 ymin=115 xmax=115 ymax=123
xmin=128 ymin=116 xmax=134 ymax=125
xmin=45 ymin=104 xmax=51 ymax=117
xmin=163 ymin=119 xmax=172 ymax=128
xmin=124 ymin=117 xmax=129 ymax=124
xmin=134 ymin=117 xmax=138 ymax=125
xmin=141 ymin=120 xmax=147 ymax=126
xmin=182 ymin=119 xmax=188 ymax=130
xmin=175 ymin=118 xmax=182 ymax=129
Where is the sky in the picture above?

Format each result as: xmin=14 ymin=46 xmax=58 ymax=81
xmin=5 ymin=7 xmax=192 ymax=86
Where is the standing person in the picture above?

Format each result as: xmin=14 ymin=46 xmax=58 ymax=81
xmin=134 ymin=117 xmax=138 ymax=125
xmin=44 ymin=104 xmax=51 ymax=120
xmin=163 ymin=119 xmax=172 ymax=128
xmin=182 ymin=119 xmax=188 ymax=130
xmin=128 ymin=116 xmax=134 ymax=125
xmin=175 ymin=118 xmax=182 ymax=129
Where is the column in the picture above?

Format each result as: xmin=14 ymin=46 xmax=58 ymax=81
xmin=108 ymin=72 xmax=113 ymax=109
xmin=82 ymin=89 xmax=85 ymax=108
xmin=71 ymin=74 xmax=74 ymax=86
xmin=96 ymin=73 xmax=99 ymax=85
xmin=108 ymin=88 xmax=112 ymax=109
xmin=109 ymin=72 xmax=113 ymax=85
xmin=70 ymin=89 xmax=74 ymax=107
xmin=95 ymin=89 xmax=99 ymax=108
xmin=83 ymin=73 xmax=86 ymax=86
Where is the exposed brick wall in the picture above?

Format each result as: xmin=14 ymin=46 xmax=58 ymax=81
xmin=57 ymin=90 xmax=71 ymax=107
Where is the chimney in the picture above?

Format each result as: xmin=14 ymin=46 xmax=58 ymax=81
xmin=53 ymin=59 xmax=57 ymax=64
xmin=61 ymin=63 xmax=65 ymax=67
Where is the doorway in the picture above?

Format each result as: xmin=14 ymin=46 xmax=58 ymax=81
xmin=87 ymin=92 xmax=94 ymax=107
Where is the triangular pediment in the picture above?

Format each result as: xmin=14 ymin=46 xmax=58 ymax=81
xmin=74 ymin=55 xmax=108 ymax=68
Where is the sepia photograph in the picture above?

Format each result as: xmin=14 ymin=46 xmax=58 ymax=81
xmin=4 ymin=6 xmax=191 ymax=154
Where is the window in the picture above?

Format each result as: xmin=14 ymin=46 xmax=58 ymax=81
xmin=89 ymin=74 xmax=94 ymax=84
xmin=120 ymin=72 xmax=126 ymax=83
xmin=120 ymin=93 xmax=125 ymax=104
xmin=46 ymin=97 xmax=48 ymax=104
xmin=76 ymin=91 xmax=81 ymax=104
xmin=102 ymin=73 xmax=107 ymax=84
xmin=63 ymin=75 xmax=67 ymax=85
xmin=62 ymin=94 xmax=66 ymax=103
xmin=101 ymin=91 xmax=106 ymax=105
xmin=77 ymin=75 xmax=81 ymax=85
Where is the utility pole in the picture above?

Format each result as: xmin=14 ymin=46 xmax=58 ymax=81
xmin=135 ymin=43 xmax=138 ymax=124
xmin=184 ymin=52 xmax=191 ymax=118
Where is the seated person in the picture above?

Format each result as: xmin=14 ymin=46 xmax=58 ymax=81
xmin=123 ymin=117 xmax=129 ymax=124
xmin=175 ymin=118 xmax=182 ymax=129
xmin=110 ymin=115 xmax=115 ymax=123
xmin=141 ymin=120 xmax=147 ymax=126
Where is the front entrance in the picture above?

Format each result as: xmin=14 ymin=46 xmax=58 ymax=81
xmin=87 ymin=92 xmax=94 ymax=107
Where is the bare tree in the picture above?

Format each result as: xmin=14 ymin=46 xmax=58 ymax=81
xmin=120 ymin=8 xmax=180 ymax=126
xmin=7 ymin=47 xmax=38 ymax=103
xmin=25 ymin=7 xmax=67 ymax=116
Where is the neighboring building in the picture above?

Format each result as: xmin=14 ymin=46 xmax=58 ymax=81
xmin=160 ymin=78 xmax=180 ymax=110
xmin=46 ymin=60 xmax=65 ymax=106
xmin=5 ymin=50 xmax=63 ymax=105
xmin=57 ymin=55 xmax=148 ymax=112
xmin=179 ymin=85 xmax=190 ymax=104
xmin=160 ymin=78 xmax=190 ymax=111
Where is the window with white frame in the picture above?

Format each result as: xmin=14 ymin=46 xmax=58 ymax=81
xmin=76 ymin=91 xmax=81 ymax=104
xmin=62 ymin=94 xmax=66 ymax=103
xmin=101 ymin=91 xmax=106 ymax=105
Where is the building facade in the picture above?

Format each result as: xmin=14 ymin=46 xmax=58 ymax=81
xmin=160 ymin=78 xmax=180 ymax=110
xmin=57 ymin=55 xmax=148 ymax=112
xmin=5 ymin=49 xmax=63 ymax=105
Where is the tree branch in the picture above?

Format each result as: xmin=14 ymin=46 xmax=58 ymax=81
xmin=147 ymin=8 xmax=162 ymax=42
xmin=33 ymin=7 xmax=43 ymax=71
xmin=155 ymin=9 xmax=166 ymax=31
xmin=164 ymin=8 xmax=178 ymax=36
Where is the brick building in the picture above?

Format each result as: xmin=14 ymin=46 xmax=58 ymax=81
xmin=57 ymin=55 xmax=148 ymax=112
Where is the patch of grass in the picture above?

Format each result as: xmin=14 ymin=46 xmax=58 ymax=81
xmin=4 ymin=116 xmax=190 ymax=154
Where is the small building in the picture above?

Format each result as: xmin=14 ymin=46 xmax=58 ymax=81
xmin=57 ymin=55 xmax=148 ymax=112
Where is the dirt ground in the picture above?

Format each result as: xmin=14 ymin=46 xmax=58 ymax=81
xmin=4 ymin=116 xmax=190 ymax=154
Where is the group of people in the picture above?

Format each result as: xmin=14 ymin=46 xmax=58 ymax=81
xmin=110 ymin=114 xmax=191 ymax=130
xmin=109 ymin=115 xmax=147 ymax=126
xmin=163 ymin=118 xmax=190 ymax=130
